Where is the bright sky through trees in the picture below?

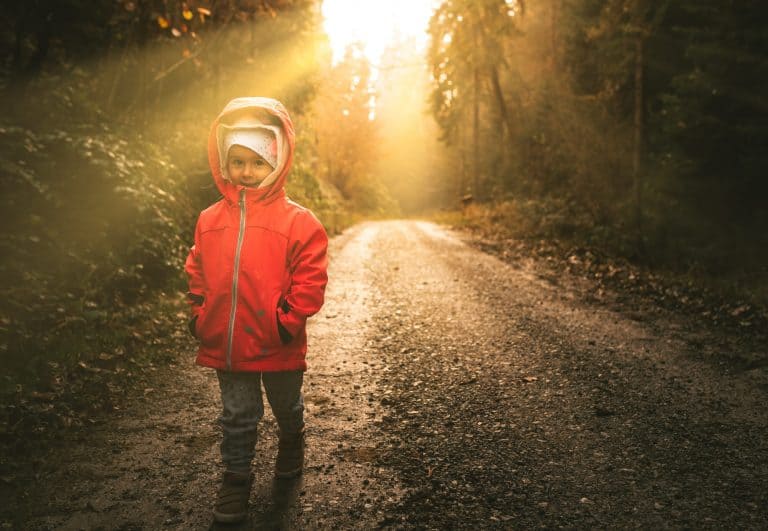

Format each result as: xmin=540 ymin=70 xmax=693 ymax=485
xmin=321 ymin=0 xmax=438 ymax=66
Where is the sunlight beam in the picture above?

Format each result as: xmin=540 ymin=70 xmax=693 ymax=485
xmin=321 ymin=0 xmax=438 ymax=66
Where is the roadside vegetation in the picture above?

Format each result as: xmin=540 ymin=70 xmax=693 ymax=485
xmin=0 ymin=2 xmax=356 ymax=432
xmin=2 ymin=0 xmax=766 ymax=449
xmin=422 ymin=0 xmax=767 ymax=336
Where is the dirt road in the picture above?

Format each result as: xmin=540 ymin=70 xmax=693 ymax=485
xmin=10 ymin=220 xmax=768 ymax=529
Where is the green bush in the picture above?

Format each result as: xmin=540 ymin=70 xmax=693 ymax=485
xmin=0 ymin=117 xmax=193 ymax=378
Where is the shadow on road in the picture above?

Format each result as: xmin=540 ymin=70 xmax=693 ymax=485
xmin=208 ymin=476 xmax=303 ymax=530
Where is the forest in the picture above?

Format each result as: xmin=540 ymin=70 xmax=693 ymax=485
xmin=1 ymin=0 xmax=766 ymax=437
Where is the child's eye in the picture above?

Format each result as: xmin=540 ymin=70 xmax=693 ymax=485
xmin=230 ymin=159 xmax=243 ymax=166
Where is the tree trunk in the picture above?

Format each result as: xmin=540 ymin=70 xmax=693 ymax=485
xmin=489 ymin=66 xmax=512 ymax=139
xmin=550 ymin=0 xmax=560 ymax=68
xmin=473 ymin=65 xmax=480 ymax=199
xmin=633 ymin=35 xmax=645 ymax=252
xmin=11 ymin=5 xmax=52 ymax=82
xmin=458 ymin=120 xmax=466 ymax=197
xmin=12 ymin=17 xmax=25 ymax=75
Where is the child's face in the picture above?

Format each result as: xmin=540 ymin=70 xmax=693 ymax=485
xmin=226 ymin=145 xmax=274 ymax=187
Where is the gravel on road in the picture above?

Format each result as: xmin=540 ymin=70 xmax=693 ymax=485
xmin=5 ymin=220 xmax=767 ymax=530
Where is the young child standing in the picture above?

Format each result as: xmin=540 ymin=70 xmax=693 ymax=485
xmin=185 ymin=97 xmax=328 ymax=523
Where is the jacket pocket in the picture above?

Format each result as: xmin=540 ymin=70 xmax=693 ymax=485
xmin=243 ymin=292 xmax=283 ymax=352
xmin=195 ymin=304 xmax=223 ymax=349
xmin=276 ymin=315 xmax=293 ymax=345
xmin=266 ymin=292 xmax=282 ymax=347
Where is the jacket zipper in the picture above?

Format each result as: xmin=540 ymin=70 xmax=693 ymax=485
xmin=226 ymin=189 xmax=247 ymax=370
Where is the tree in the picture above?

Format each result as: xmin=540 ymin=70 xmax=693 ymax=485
xmin=655 ymin=1 xmax=768 ymax=222
xmin=373 ymin=38 xmax=453 ymax=213
xmin=311 ymin=44 xmax=395 ymax=213
xmin=427 ymin=0 xmax=523 ymax=199
xmin=567 ymin=0 xmax=669 ymax=247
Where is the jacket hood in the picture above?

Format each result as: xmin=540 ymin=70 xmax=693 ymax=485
xmin=208 ymin=97 xmax=296 ymax=204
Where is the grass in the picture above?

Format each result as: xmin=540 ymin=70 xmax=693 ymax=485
xmin=0 ymin=290 xmax=189 ymax=446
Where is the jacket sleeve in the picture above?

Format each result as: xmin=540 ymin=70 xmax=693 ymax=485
xmin=184 ymin=217 xmax=206 ymax=320
xmin=276 ymin=212 xmax=329 ymax=336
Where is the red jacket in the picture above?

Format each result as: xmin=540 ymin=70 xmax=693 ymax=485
xmin=185 ymin=98 xmax=328 ymax=372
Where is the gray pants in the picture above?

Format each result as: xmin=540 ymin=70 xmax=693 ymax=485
xmin=216 ymin=370 xmax=304 ymax=474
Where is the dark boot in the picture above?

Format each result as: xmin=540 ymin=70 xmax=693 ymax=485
xmin=275 ymin=428 xmax=304 ymax=479
xmin=213 ymin=470 xmax=252 ymax=523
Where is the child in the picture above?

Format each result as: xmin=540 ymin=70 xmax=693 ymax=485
xmin=184 ymin=97 xmax=328 ymax=523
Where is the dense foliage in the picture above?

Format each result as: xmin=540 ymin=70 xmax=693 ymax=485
xmin=0 ymin=112 xmax=191 ymax=375
xmin=2 ymin=0 xmax=766 ymax=393
xmin=0 ymin=0 xmax=339 ymax=387
xmin=427 ymin=0 xmax=768 ymax=279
